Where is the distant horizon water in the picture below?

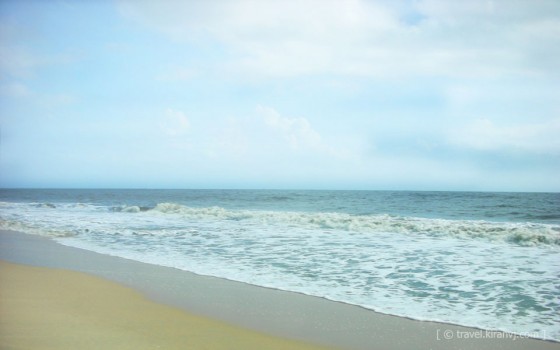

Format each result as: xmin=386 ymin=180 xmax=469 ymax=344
xmin=1 ymin=189 xmax=559 ymax=341
xmin=2 ymin=186 xmax=559 ymax=194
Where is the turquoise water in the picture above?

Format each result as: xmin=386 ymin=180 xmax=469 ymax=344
xmin=1 ymin=189 xmax=559 ymax=340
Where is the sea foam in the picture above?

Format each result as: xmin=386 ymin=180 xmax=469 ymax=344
xmin=139 ymin=203 xmax=560 ymax=247
xmin=1 ymin=191 xmax=559 ymax=341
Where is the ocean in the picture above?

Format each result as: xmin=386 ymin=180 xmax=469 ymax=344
xmin=1 ymin=189 xmax=558 ymax=341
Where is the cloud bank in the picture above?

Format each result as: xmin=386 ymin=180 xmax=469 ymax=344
xmin=0 ymin=0 xmax=558 ymax=190
xmin=118 ymin=0 xmax=560 ymax=79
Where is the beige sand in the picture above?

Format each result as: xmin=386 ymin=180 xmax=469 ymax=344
xmin=0 ymin=260 xmax=331 ymax=350
xmin=2 ymin=231 xmax=559 ymax=350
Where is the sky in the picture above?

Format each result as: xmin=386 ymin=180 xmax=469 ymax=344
xmin=0 ymin=0 xmax=559 ymax=191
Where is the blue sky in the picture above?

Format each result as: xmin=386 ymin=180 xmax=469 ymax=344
xmin=1 ymin=0 xmax=559 ymax=191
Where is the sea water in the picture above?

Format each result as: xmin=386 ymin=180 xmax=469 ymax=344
xmin=1 ymin=189 xmax=558 ymax=340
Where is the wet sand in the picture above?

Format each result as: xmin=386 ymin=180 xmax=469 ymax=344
xmin=1 ymin=230 xmax=558 ymax=350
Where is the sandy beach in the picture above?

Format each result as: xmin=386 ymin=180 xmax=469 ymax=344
xmin=0 ymin=260 xmax=330 ymax=350
xmin=1 ymin=230 xmax=558 ymax=350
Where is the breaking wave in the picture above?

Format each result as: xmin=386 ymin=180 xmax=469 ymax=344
xmin=131 ymin=203 xmax=560 ymax=247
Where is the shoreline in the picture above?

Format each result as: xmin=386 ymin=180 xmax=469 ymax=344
xmin=1 ymin=230 xmax=558 ymax=350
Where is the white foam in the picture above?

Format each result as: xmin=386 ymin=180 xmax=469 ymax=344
xmin=1 ymin=201 xmax=559 ymax=341
xmin=148 ymin=203 xmax=560 ymax=247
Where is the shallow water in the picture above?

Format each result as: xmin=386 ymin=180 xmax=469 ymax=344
xmin=1 ymin=189 xmax=558 ymax=340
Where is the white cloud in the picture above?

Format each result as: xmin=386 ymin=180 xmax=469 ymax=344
xmin=448 ymin=118 xmax=560 ymax=154
xmin=118 ymin=0 xmax=560 ymax=79
xmin=188 ymin=105 xmax=358 ymax=166
xmin=201 ymin=106 xmax=328 ymax=159
xmin=256 ymin=105 xmax=358 ymax=161
xmin=417 ymin=0 xmax=560 ymax=23
xmin=257 ymin=105 xmax=322 ymax=151
xmin=160 ymin=108 xmax=190 ymax=136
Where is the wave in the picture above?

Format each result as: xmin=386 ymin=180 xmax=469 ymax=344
xmin=111 ymin=205 xmax=153 ymax=213
xmin=0 ymin=220 xmax=77 ymax=238
xmin=3 ymin=200 xmax=558 ymax=247
xmin=134 ymin=203 xmax=560 ymax=247
xmin=35 ymin=203 xmax=57 ymax=209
